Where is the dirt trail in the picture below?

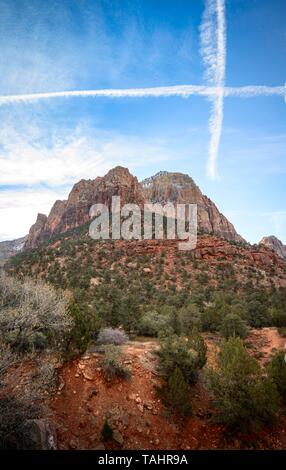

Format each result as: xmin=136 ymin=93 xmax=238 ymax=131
xmin=247 ymin=327 xmax=286 ymax=365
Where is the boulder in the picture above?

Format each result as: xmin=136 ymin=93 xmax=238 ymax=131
xmin=22 ymin=419 xmax=57 ymax=450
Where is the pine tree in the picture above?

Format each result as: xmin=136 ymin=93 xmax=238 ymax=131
xmin=267 ymin=351 xmax=286 ymax=404
xmin=207 ymin=337 xmax=280 ymax=432
xmin=158 ymin=366 xmax=192 ymax=415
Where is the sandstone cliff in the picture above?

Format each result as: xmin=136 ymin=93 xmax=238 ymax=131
xmin=259 ymin=235 xmax=286 ymax=260
xmin=141 ymin=171 xmax=245 ymax=243
xmin=25 ymin=167 xmax=145 ymax=249
xmin=24 ymin=167 xmax=244 ymax=249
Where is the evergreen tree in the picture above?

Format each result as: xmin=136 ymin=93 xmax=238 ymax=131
xmin=220 ymin=313 xmax=248 ymax=339
xmin=207 ymin=337 xmax=280 ymax=433
xmin=158 ymin=366 xmax=192 ymax=415
xmin=267 ymin=351 xmax=286 ymax=405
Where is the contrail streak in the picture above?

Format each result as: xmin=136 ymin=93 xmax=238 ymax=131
xmin=0 ymin=85 xmax=284 ymax=105
xmin=0 ymin=85 xmax=210 ymax=104
xmin=0 ymin=1 xmax=284 ymax=181
xmin=200 ymin=0 xmax=226 ymax=179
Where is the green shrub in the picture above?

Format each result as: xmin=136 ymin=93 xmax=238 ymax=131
xmin=188 ymin=328 xmax=207 ymax=369
xmin=157 ymin=331 xmax=207 ymax=384
xmin=157 ymin=366 xmax=192 ymax=415
xmin=200 ymin=306 xmax=224 ymax=332
xmin=207 ymin=337 xmax=280 ymax=433
xmin=245 ymin=300 xmax=269 ymax=328
xmin=270 ymin=309 xmax=286 ymax=328
xmin=278 ymin=327 xmax=286 ymax=337
xmin=267 ymin=351 xmax=286 ymax=405
xmin=220 ymin=313 xmax=248 ymax=339
xmin=101 ymin=345 xmax=131 ymax=380
xmin=138 ymin=311 xmax=169 ymax=337
xmin=178 ymin=304 xmax=201 ymax=335
xmin=63 ymin=301 xmax=100 ymax=358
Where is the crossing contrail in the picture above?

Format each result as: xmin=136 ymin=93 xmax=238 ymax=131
xmin=0 ymin=0 xmax=284 ymax=180
xmin=0 ymin=84 xmax=284 ymax=105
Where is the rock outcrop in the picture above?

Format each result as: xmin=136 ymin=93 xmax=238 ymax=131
xmin=24 ymin=167 xmax=244 ymax=249
xmin=259 ymin=235 xmax=286 ymax=260
xmin=141 ymin=171 xmax=245 ymax=243
xmin=22 ymin=419 xmax=57 ymax=450
xmin=25 ymin=213 xmax=48 ymax=249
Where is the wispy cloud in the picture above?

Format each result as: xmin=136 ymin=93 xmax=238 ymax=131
xmin=0 ymin=121 xmax=181 ymax=239
xmin=0 ymin=122 xmax=174 ymax=187
xmin=0 ymin=0 xmax=284 ymax=186
xmin=0 ymin=0 xmax=197 ymax=95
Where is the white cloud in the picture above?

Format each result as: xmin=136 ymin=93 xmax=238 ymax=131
xmin=0 ymin=122 xmax=177 ymax=240
xmin=0 ymin=188 xmax=68 ymax=241
xmin=0 ymin=123 xmax=172 ymax=187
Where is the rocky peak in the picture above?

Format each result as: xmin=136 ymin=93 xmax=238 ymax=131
xmin=25 ymin=214 xmax=48 ymax=249
xmin=104 ymin=166 xmax=136 ymax=185
xmin=23 ymin=167 xmax=246 ymax=250
xmin=259 ymin=235 xmax=286 ymax=260
xmin=141 ymin=171 xmax=245 ymax=243
xmin=24 ymin=167 xmax=146 ymax=249
xmin=142 ymin=171 xmax=199 ymax=204
xmin=94 ymin=166 xmax=146 ymax=208
xmin=67 ymin=178 xmax=102 ymax=207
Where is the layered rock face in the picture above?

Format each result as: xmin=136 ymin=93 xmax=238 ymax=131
xmin=259 ymin=235 xmax=286 ymax=260
xmin=25 ymin=214 xmax=48 ymax=250
xmin=24 ymin=167 xmax=245 ymax=249
xmin=142 ymin=171 xmax=245 ymax=243
xmin=25 ymin=167 xmax=145 ymax=249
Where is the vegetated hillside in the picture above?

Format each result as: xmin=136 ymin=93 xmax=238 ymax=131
xmin=2 ymin=227 xmax=286 ymax=450
xmin=3 ymin=169 xmax=286 ymax=450
xmin=7 ymin=223 xmax=286 ymax=291
xmin=6 ymin=222 xmax=286 ymax=340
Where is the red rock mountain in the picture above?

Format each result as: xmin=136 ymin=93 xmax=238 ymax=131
xmin=141 ymin=171 xmax=244 ymax=243
xmin=25 ymin=167 xmax=145 ymax=249
xmin=259 ymin=235 xmax=286 ymax=260
xmin=25 ymin=167 xmax=244 ymax=249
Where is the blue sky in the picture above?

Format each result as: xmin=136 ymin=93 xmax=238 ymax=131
xmin=0 ymin=0 xmax=285 ymax=243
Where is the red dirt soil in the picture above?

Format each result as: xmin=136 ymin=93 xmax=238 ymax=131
xmin=48 ymin=330 xmax=286 ymax=450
